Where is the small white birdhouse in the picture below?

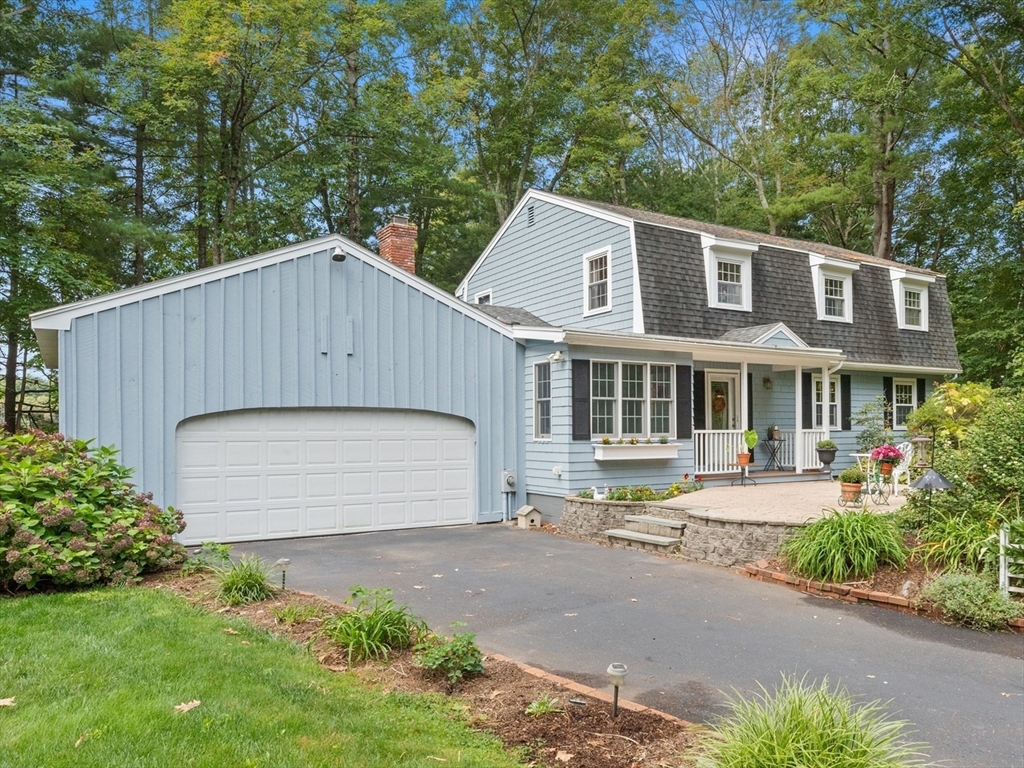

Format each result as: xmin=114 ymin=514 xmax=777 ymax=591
xmin=516 ymin=505 xmax=543 ymax=529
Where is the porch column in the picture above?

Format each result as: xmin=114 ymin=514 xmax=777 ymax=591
xmin=794 ymin=364 xmax=803 ymax=474
xmin=822 ymin=364 xmax=830 ymax=440
xmin=740 ymin=360 xmax=748 ymax=433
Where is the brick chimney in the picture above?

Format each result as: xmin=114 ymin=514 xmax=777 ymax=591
xmin=376 ymin=215 xmax=417 ymax=274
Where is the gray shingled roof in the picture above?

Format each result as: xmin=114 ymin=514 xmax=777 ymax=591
xmin=476 ymin=304 xmax=553 ymax=327
xmin=631 ymin=222 xmax=960 ymax=369
xmin=567 ymin=195 xmax=939 ymax=277
xmin=718 ymin=323 xmax=802 ymax=345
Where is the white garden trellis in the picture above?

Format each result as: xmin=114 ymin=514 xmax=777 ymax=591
xmin=998 ymin=525 xmax=1024 ymax=598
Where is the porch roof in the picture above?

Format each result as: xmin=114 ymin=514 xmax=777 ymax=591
xmin=556 ymin=328 xmax=844 ymax=367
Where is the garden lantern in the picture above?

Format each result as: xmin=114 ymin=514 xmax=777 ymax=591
xmin=910 ymin=434 xmax=933 ymax=469
xmin=275 ymin=558 xmax=291 ymax=590
xmin=606 ymin=662 xmax=628 ymax=717
xmin=910 ymin=469 xmax=954 ymax=524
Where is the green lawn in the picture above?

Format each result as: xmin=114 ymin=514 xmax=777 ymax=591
xmin=0 ymin=588 xmax=522 ymax=768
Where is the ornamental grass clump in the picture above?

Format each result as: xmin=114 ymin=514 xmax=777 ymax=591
xmin=215 ymin=554 xmax=278 ymax=605
xmin=0 ymin=430 xmax=185 ymax=591
xmin=782 ymin=509 xmax=907 ymax=583
xmin=698 ymin=675 xmax=932 ymax=768
xmin=320 ymin=586 xmax=425 ymax=664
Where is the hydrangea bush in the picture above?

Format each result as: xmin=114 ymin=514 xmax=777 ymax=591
xmin=0 ymin=430 xmax=185 ymax=590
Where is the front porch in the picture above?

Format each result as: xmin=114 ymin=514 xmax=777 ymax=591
xmin=694 ymin=428 xmax=828 ymax=475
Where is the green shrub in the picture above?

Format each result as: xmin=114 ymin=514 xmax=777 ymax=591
xmin=838 ymin=467 xmax=866 ymax=484
xmin=817 ymin=439 xmax=837 ymax=450
xmin=905 ymin=381 xmax=992 ymax=447
xmin=917 ymin=513 xmax=997 ymax=571
xmin=525 ymin=693 xmax=564 ymax=716
xmin=216 ymin=554 xmax=278 ymax=605
xmin=922 ymin=572 xmax=1023 ymax=631
xmin=0 ymin=430 xmax=185 ymax=590
xmin=415 ymin=623 xmax=484 ymax=686
xmin=320 ymin=586 xmax=425 ymax=664
xmin=697 ymin=675 xmax=931 ymax=768
xmin=782 ymin=509 xmax=907 ymax=583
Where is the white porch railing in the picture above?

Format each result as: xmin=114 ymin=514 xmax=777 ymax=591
xmin=695 ymin=429 xmax=826 ymax=474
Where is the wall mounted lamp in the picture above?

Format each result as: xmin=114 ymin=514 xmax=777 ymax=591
xmin=331 ymin=246 xmax=347 ymax=262
xmin=547 ymin=351 xmax=564 ymax=362
xmin=763 ymin=377 xmax=773 ymax=391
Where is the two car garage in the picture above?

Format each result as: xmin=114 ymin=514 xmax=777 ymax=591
xmin=31 ymin=231 xmax=523 ymax=544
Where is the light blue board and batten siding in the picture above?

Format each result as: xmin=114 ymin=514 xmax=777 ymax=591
xmin=523 ymin=342 xmax=696 ymax=497
xmin=58 ymin=248 xmax=522 ymax=521
xmin=465 ymin=198 xmax=635 ymax=331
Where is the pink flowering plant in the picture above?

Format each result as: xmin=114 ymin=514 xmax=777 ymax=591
xmin=869 ymin=444 xmax=904 ymax=463
xmin=0 ymin=430 xmax=185 ymax=591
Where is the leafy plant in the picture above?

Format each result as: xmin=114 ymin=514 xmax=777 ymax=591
xmin=320 ymin=586 xmax=425 ymax=664
xmin=576 ymin=488 xmax=594 ymax=499
xmin=181 ymin=541 xmax=233 ymax=576
xmin=697 ymin=675 xmax=931 ymax=768
xmin=917 ymin=513 xmax=997 ymax=571
xmin=905 ymin=381 xmax=992 ymax=447
xmin=871 ymin=444 xmax=904 ymax=462
xmin=817 ymin=439 xmax=837 ymax=450
xmin=922 ymin=572 xmax=1023 ymax=631
xmin=854 ymin=396 xmax=893 ymax=453
xmin=743 ymin=429 xmax=758 ymax=450
xmin=525 ymin=693 xmax=564 ymax=716
xmin=782 ymin=509 xmax=907 ymax=583
xmin=0 ymin=430 xmax=186 ymax=591
xmin=216 ymin=555 xmax=278 ymax=605
xmin=838 ymin=467 xmax=865 ymax=484
xmin=272 ymin=602 xmax=324 ymax=625
xmin=415 ymin=623 xmax=484 ymax=687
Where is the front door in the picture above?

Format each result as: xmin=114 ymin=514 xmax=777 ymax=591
xmin=707 ymin=373 xmax=739 ymax=430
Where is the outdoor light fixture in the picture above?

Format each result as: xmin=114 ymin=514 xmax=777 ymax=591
xmin=607 ymin=662 xmax=628 ymax=718
xmin=331 ymin=246 xmax=346 ymax=262
xmin=275 ymin=558 xmax=291 ymax=590
xmin=547 ymin=351 xmax=564 ymax=362
xmin=763 ymin=377 xmax=773 ymax=391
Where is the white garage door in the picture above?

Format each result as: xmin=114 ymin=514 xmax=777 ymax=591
xmin=176 ymin=408 xmax=475 ymax=544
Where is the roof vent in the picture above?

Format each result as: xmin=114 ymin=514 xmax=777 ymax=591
xmin=527 ymin=205 xmax=535 ymax=227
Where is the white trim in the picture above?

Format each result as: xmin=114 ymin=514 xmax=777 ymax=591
xmin=533 ymin=361 xmax=552 ymax=440
xmin=888 ymin=267 xmax=934 ymax=332
xmin=582 ymin=246 xmax=613 ymax=317
xmin=892 ymin=377 xmax=918 ymax=428
xmin=840 ymin=361 xmax=959 ymax=375
xmin=31 ymin=234 xmax=514 ymax=368
xmin=809 ymin=253 xmax=859 ymax=323
xmin=588 ymin=359 xmax=676 ymax=440
xmin=629 ymin=221 xmax=645 ymax=334
xmin=705 ymin=369 xmax=740 ymax=432
xmin=702 ymin=234 xmax=756 ymax=312
xmin=511 ymin=326 xmax=565 ymax=341
xmin=728 ymin=322 xmax=809 ymax=348
xmin=474 ymin=290 xmax=493 ymax=305
xmin=811 ymin=373 xmax=841 ymax=430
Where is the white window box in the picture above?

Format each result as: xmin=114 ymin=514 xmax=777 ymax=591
xmin=593 ymin=443 xmax=679 ymax=461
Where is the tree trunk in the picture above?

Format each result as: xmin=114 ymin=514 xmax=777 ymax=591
xmin=344 ymin=33 xmax=361 ymax=240
xmin=133 ymin=121 xmax=146 ymax=285
xmin=4 ymin=330 xmax=18 ymax=434
xmin=196 ymin=96 xmax=209 ymax=269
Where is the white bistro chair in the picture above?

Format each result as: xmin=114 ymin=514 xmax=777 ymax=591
xmin=892 ymin=441 xmax=914 ymax=496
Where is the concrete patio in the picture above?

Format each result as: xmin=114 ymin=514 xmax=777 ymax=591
xmin=657 ymin=477 xmax=907 ymax=525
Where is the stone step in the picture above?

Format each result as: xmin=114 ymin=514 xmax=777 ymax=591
xmin=623 ymin=514 xmax=687 ymax=538
xmin=604 ymin=528 xmax=680 ymax=553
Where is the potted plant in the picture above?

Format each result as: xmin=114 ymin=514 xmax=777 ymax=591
xmin=816 ymin=439 xmax=838 ymax=475
xmin=766 ymin=424 xmax=781 ymax=441
xmin=738 ymin=429 xmax=758 ymax=466
xmin=870 ymin=444 xmax=903 ymax=476
xmin=837 ymin=466 xmax=864 ymax=502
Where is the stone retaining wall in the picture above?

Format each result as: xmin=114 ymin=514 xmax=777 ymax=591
xmin=560 ymin=496 xmax=687 ymax=543
xmin=676 ymin=508 xmax=805 ymax=567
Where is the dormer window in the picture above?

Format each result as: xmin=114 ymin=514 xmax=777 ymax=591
xmin=702 ymin=235 xmax=755 ymax=312
xmin=809 ymin=254 xmax=857 ymax=323
xmin=888 ymin=267 xmax=934 ymax=331
xmin=475 ymin=291 xmax=492 ymax=305
xmin=583 ymin=247 xmax=611 ymax=315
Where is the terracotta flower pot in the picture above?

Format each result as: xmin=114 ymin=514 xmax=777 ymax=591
xmin=840 ymin=482 xmax=861 ymax=501
xmin=879 ymin=461 xmax=893 ymax=477
xmin=737 ymin=453 xmax=752 ymax=466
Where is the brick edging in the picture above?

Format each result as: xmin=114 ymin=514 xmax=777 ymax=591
xmin=742 ymin=560 xmax=1024 ymax=634
xmin=483 ymin=651 xmax=699 ymax=729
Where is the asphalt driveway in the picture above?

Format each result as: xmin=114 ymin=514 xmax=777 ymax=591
xmin=243 ymin=524 xmax=1024 ymax=768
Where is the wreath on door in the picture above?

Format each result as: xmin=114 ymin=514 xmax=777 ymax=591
xmin=712 ymin=392 xmax=727 ymax=413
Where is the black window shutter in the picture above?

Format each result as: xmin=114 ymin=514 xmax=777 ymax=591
xmin=916 ymin=378 xmax=926 ymax=408
xmin=676 ymin=365 xmax=693 ymax=439
xmin=883 ymin=376 xmax=894 ymax=429
xmin=840 ymin=374 xmax=852 ymax=431
xmin=801 ymin=371 xmax=813 ymax=429
xmin=747 ymin=372 xmax=754 ymax=459
xmin=571 ymin=359 xmax=591 ymax=441
xmin=693 ymin=371 xmax=706 ymax=431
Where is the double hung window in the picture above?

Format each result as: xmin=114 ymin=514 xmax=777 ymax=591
xmin=904 ymin=289 xmax=922 ymax=328
xmin=716 ymin=261 xmax=743 ymax=307
xmin=893 ymin=379 xmax=916 ymax=427
xmin=813 ymin=376 xmax=839 ymax=429
xmin=584 ymin=249 xmax=610 ymax=314
xmin=590 ymin=362 xmax=673 ymax=438
xmin=534 ymin=363 xmax=551 ymax=439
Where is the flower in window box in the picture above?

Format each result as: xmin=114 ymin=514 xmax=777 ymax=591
xmin=629 ymin=437 xmax=639 ymax=445
xmin=601 ymin=436 xmax=612 ymax=445
xmin=659 ymin=435 xmax=669 ymax=444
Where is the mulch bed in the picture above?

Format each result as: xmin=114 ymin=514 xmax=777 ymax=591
xmin=144 ymin=571 xmax=704 ymax=767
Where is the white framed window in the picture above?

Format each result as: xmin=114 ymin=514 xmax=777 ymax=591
xmin=590 ymin=361 xmax=674 ymax=438
xmin=810 ymin=255 xmax=857 ymax=323
xmin=812 ymin=375 xmax=839 ymax=429
xmin=889 ymin=268 xmax=933 ymax=330
xmin=474 ymin=290 xmax=492 ymax=305
xmin=534 ymin=362 xmax=551 ymax=439
xmin=583 ymin=247 xmax=611 ymax=315
xmin=893 ymin=378 xmax=916 ymax=427
xmin=702 ymin=236 xmax=755 ymax=311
